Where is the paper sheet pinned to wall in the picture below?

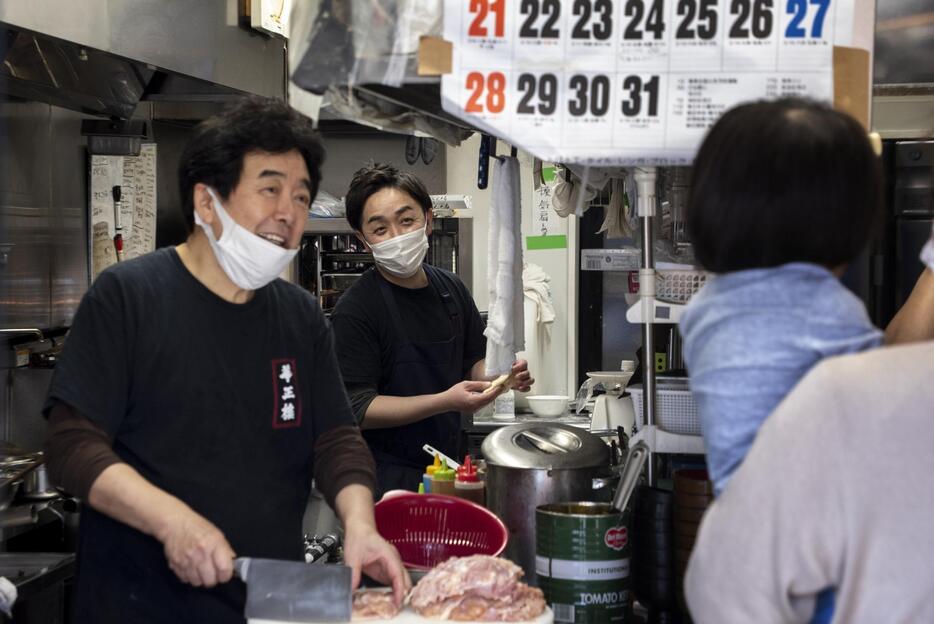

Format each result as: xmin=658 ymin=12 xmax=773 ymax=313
xmin=89 ymin=144 xmax=157 ymax=280
xmin=91 ymin=222 xmax=117 ymax=279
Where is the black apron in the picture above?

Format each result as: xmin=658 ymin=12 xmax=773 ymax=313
xmin=72 ymin=508 xmax=247 ymax=624
xmin=363 ymin=266 xmax=464 ymax=497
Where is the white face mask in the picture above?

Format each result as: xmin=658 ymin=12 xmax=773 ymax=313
xmin=367 ymin=225 xmax=429 ymax=278
xmin=194 ymin=188 xmax=298 ymax=291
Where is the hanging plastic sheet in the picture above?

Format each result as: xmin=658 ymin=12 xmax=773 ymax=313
xmin=291 ymin=0 xmax=441 ymax=91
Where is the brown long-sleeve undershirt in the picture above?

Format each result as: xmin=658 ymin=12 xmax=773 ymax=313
xmin=44 ymin=402 xmax=121 ymax=500
xmin=44 ymin=401 xmax=377 ymax=508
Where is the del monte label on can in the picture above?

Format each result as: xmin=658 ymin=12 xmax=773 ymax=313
xmin=604 ymin=526 xmax=628 ymax=551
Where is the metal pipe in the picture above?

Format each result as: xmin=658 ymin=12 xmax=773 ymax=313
xmin=0 ymin=329 xmax=45 ymax=341
xmin=633 ymin=167 xmax=658 ymax=487
xmin=641 ymin=215 xmax=656 ymax=486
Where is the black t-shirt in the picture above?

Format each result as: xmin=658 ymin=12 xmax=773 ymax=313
xmin=330 ymin=266 xmax=486 ymax=422
xmin=45 ymin=248 xmax=355 ymax=623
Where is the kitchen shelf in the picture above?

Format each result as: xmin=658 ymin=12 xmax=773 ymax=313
xmin=626 ymin=298 xmax=688 ymax=325
xmin=629 ymin=426 xmax=705 ymax=455
xmin=624 ymin=169 xmax=708 ymax=481
xmin=323 ymin=252 xmax=372 ymax=260
xmin=305 ymin=218 xmax=354 ymax=234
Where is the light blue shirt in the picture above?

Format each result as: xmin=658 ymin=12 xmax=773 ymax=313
xmin=680 ymin=263 xmax=882 ymax=496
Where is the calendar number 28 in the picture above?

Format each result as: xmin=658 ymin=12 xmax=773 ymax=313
xmin=466 ymin=72 xmax=507 ymax=114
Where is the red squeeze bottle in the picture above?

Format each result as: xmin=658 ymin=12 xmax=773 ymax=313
xmin=112 ymin=185 xmax=124 ymax=262
xmin=454 ymin=455 xmax=485 ymax=507
xmin=113 ymin=233 xmax=124 ymax=262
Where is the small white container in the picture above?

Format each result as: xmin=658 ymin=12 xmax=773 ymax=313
xmin=526 ymin=395 xmax=570 ymax=418
xmin=492 ymin=390 xmax=516 ymax=420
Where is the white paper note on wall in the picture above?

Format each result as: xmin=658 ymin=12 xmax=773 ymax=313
xmin=89 ymin=156 xmax=122 ymax=224
xmin=89 ymin=144 xmax=157 ymax=280
xmin=126 ymin=144 xmax=157 ymax=261
xmin=91 ymin=221 xmax=117 ymax=279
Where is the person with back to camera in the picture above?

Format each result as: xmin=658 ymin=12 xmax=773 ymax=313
xmin=679 ymin=97 xmax=887 ymax=499
xmin=678 ymin=97 xmax=887 ymax=623
xmin=684 ymin=106 xmax=934 ymax=622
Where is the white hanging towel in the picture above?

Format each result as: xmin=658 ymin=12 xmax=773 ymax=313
xmin=522 ymin=262 xmax=556 ymax=325
xmin=484 ymin=157 xmax=525 ymax=376
xmin=517 ymin=263 xmax=556 ymax=407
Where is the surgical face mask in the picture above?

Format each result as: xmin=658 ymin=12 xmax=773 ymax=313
xmin=367 ymin=225 xmax=429 ymax=278
xmin=194 ymin=188 xmax=298 ymax=290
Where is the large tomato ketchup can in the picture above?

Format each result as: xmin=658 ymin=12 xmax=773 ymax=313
xmin=536 ymin=502 xmax=630 ymax=623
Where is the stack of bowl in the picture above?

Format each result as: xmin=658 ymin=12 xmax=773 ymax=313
xmin=631 ymin=485 xmax=676 ymax=622
xmin=673 ymin=469 xmax=714 ymax=614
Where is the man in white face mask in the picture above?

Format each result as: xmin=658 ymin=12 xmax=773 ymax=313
xmin=42 ymin=98 xmax=408 ymax=624
xmin=331 ymin=164 xmax=534 ymax=496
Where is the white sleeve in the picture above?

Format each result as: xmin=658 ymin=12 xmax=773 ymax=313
xmin=684 ymin=363 xmax=846 ymax=624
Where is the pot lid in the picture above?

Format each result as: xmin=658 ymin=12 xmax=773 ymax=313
xmin=0 ymin=441 xmax=31 ymax=463
xmin=481 ymin=423 xmax=610 ymax=470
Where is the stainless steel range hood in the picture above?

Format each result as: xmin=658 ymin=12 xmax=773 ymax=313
xmin=0 ymin=0 xmax=286 ymax=119
xmin=0 ymin=26 xmax=154 ymax=119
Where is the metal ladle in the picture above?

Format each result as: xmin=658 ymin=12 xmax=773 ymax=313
xmin=611 ymin=441 xmax=650 ymax=512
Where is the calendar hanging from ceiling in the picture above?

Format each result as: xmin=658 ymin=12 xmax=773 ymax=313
xmin=441 ymin=0 xmax=867 ymax=165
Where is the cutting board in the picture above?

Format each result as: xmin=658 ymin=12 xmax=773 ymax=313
xmin=249 ymin=605 xmax=554 ymax=624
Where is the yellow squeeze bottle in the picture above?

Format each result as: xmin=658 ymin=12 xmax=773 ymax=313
xmin=423 ymin=455 xmax=441 ymax=493
xmin=432 ymin=459 xmax=456 ymax=496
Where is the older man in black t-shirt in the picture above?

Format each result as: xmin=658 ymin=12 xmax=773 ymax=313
xmin=43 ymin=98 xmax=409 ymax=624
xmin=331 ymin=164 xmax=534 ymax=496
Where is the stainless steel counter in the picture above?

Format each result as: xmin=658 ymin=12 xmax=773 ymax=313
xmin=468 ymin=412 xmax=592 ymax=433
xmin=0 ymin=552 xmax=74 ymax=624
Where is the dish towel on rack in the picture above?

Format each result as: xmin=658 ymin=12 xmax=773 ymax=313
xmin=523 ymin=263 xmax=555 ymax=325
xmin=484 ymin=157 xmax=525 ymax=376
xmin=517 ymin=263 xmax=555 ymax=402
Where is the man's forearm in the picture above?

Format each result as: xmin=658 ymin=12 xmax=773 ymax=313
xmin=334 ymin=483 xmax=378 ymax=530
xmin=886 ymin=268 xmax=934 ymax=344
xmin=361 ymin=394 xmax=450 ymax=429
xmin=88 ymin=463 xmax=196 ymax=543
xmin=469 ymin=358 xmax=490 ymax=381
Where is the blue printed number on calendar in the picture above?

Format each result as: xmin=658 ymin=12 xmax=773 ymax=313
xmin=785 ymin=0 xmax=831 ymax=38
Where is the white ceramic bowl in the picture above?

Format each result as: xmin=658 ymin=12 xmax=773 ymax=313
xmin=526 ymin=395 xmax=570 ymax=418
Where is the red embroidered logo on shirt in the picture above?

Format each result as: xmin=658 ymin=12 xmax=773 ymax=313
xmin=272 ymin=359 xmax=302 ymax=429
xmin=604 ymin=526 xmax=628 ymax=551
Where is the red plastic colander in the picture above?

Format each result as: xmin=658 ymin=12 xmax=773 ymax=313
xmin=374 ymin=493 xmax=508 ymax=570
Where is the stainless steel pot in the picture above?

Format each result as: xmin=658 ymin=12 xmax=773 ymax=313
xmin=0 ymin=442 xmax=51 ymax=506
xmin=0 ymin=477 xmax=21 ymax=511
xmin=21 ymin=459 xmax=58 ymax=500
xmin=482 ymin=423 xmax=615 ymax=585
xmin=0 ymin=461 xmax=39 ymax=510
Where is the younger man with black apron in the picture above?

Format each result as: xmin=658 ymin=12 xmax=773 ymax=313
xmin=332 ymin=164 xmax=533 ymax=496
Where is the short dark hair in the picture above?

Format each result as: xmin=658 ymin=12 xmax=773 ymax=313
xmin=344 ymin=163 xmax=432 ymax=231
xmin=686 ymin=98 xmax=882 ymax=272
xmin=177 ymin=96 xmax=324 ymax=232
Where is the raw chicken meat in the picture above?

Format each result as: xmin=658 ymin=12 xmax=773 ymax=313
xmin=409 ymin=555 xmax=546 ymax=621
xmin=352 ymin=589 xmax=401 ymax=621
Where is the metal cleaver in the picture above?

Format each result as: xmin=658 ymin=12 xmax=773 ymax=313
xmin=234 ymin=557 xmax=352 ymax=622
